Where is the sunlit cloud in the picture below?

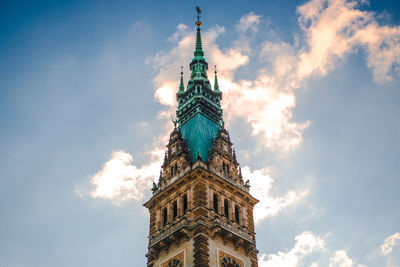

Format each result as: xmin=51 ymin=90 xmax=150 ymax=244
xmin=76 ymin=149 xmax=162 ymax=204
xmin=329 ymin=250 xmax=356 ymax=267
xmin=243 ymin=166 xmax=308 ymax=224
xmin=295 ymin=0 xmax=400 ymax=83
xmin=258 ymin=232 xmax=368 ymax=267
xmin=381 ymin=232 xmax=400 ymax=267
xmin=259 ymin=231 xmax=326 ymax=267
xmin=381 ymin=232 xmax=400 ymax=256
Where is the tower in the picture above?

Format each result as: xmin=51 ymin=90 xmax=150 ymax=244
xmin=144 ymin=8 xmax=259 ymax=267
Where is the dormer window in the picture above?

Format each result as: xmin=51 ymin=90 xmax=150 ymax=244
xmin=172 ymin=146 xmax=176 ymax=153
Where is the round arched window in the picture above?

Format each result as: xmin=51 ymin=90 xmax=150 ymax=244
xmin=167 ymin=258 xmax=182 ymax=267
xmin=221 ymin=257 xmax=239 ymax=267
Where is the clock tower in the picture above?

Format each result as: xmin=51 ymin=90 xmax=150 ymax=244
xmin=144 ymin=7 xmax=259 ymax=267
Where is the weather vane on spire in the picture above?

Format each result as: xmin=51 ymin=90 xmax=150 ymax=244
xmin=195 ymin=6 xmax=202 ymax=28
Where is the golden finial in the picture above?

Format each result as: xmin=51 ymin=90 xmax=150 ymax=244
xmin=195 ymin=6 xmax=202 ymax=28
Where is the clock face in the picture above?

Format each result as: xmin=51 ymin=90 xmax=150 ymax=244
xmin=221 ymin=257 xmax=240 ymax=267
xmin=167 ymin=259 xmax=182 ymax=267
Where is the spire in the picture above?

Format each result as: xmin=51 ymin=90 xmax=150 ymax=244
xmin=194 ymin=6 xmax=204 ymax=58
xmin=214 ymin=65 xmax=220 ymax=92
xmin=178 ymin=66 xmax=184 ymax=93
xmin=175 ymin=7 xmax=223 ymax=163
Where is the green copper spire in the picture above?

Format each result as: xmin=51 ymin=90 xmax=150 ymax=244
xmin=214 ymin=65 xmax=220 ymax=92
xmin=178 ymin=66 xmax=184 ymax=94
xmin=175 ymin=6 xmax=223 ymax=163
xmin=194 ymin=26 xmax=204 ymax=58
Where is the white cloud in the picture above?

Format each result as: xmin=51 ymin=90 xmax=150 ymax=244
xmin=295 ymin=0 xmax=400 ymax=83
xmin=242 ymin=166 xmax=308 ymax=224
xmin=222 ymin=76 xmax=310 ymax=152
xmin=258 ymin=233 xmax=368 ymax=267
xmin=259 ymin=231 xmax=326 ymax=267
xmin=381 ymin=232 xmax=400 ymax=256
xmin=381 ymin=232 xmax=400 ymax=267
xmin=236 ymin=12 xmax=261 ymax=34
xmin=76 ymin=149 xmax=162 ymax=204
xmin=329 ymin=250 xmax=355 ymax=267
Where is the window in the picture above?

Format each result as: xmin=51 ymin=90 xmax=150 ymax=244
xmin=173 ymin=201 xmax=178 ymax=219
xmin=235 ymin=205 xmax=240 ymax=223
xmin=213 ymin=194 xmax=219 ymax=212
xmin=222 ymin=162 xmax=225 ymax=171
xmin=224 ymin=200 xmax=229 ymax=218
xmin=163 ymin=208 xmax=168 ymax=225
xmin=171 ymin=163 xmax=178 ymax=176
xmin=221 ymin=257 xmax=239 ymax=267
xmin=227 ymin=165 xmax=230 ymax=175
xmin=183 ymin=195 xmax=188 ymax=213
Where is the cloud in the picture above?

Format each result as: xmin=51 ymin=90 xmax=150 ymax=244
xmin=381 ymin=232 xmax=400 ymax=256
xmin=258 ymin=232 xmax=368 ymax=267
xmin=221 ymin=76 xmax=310 ymax=152
xmin=236 ymin=12 xmax=261 ymax=34
xmin=329 ymin=250 xmax=355 ymax=267
xmin=76 ymin=149 xmax=162 ymax=204
xmin=242 ymin=166 xmax=308 ymax=224
xmin=259 ymin=231 xmax=326 ymax=267
xmin=295 ymin=0 xmax=400 ymax=83
xmin=381 ymin=232 xmax=400 ymax=267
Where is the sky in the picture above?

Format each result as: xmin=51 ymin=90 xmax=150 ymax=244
xmin=1 ymin=0 xmax=400 ymax=266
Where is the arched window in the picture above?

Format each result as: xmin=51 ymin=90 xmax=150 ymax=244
xmin=235 ymin=205 xmax=240 ymax=223
xmin=173 ymin=201 xmax=178 ymax=219
xmin=183 ymin=195 xmax=188 ymax=214
xmin=224 ymin=200 xmax=229 ymax=218
xmin=213 ymin=194 xmax=219 ymax=212
xmin=163 ymin=207 xmax=168 ymax=225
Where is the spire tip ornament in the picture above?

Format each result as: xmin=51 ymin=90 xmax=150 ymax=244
xmin=195 ymin=6 xmax=202 ymax=28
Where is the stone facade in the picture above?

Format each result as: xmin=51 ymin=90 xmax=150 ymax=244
xmin=144 ymin=164 xmax=259 ymax=267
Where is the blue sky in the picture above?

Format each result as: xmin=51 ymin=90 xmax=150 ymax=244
xmin=1 ymin=0 xmax=400 ymax=266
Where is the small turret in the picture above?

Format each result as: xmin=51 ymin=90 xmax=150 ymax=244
xmin=214 ymin=65 xmax=220 ymax=92
xmin=178 ymin=66 xmax=184 ymax=94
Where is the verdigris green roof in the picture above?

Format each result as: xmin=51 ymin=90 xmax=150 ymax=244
xmin=180 ymin=113 xmax=219 ymax=162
